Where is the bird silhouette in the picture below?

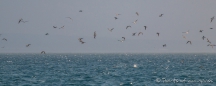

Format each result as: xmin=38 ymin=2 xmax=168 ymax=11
xmin=199 ymin=30 xmax=203 ymax=32
xmin=138 ymin=32 xmax=143 ymax=36
xmin=59 ymin=26 xmax=64 ymax=29
xmin=79 ymin=10 xmax=82 ymax=12
xmin=78 ymin=38 xmax=85 ymax=44
xmin=186 ymin=41 xmax=192 ymax=45
xmin=108 ymin=28 xmax=114 ymax=32
xmin=211 ymin=16 xmax=214 ymax=23
xmin=159 ymin=14 xmax=163 ymax=17
xmin=53 ymin=26 xmax=57 ymax=28
xmin=2 ymin=38 xmax=7 ymax=41
xmin=122 ymin=37 xmax=125 ymax=41
xmin=144 ymin=26 xmax=147 ymax=30
xmin=182 ymin=30 xmax=189 ymax=34
xmin=41 ymin=51 xmax=46 ymax=54
xmin=132 ymin=33 xmax=136 ymax=36
xmin=136 ymin=12 xmax=139 ymax=16
xmin=202 ymin=36 xmax=206 ymax=40
xmin=133 ymin=19 xmax=138 ymax=24
xmin=163 ymin=44 xmax=166 ymax=47
xmin=126 ymin=26 xmax=131 ymax=29
xmin=114 ymin=17 xmax=118 ymax=20
xmin=45 ymin=33 xmax=49 ymax=35
xmin=26 ymin=44 xmax=31 ymax=47
xmin=94 ymin=31 xmax=96 ymax=39
xmin=156 ymin=32 xmax=160 ymax=37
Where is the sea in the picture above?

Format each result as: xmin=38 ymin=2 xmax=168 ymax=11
xmin=0 ymin=53 xmax=215 ymax=86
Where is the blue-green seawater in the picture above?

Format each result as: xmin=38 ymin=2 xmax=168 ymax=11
xmin=0 ymin=53 xmax=215 ymax=86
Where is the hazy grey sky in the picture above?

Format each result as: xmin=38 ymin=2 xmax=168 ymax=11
xmin=0 ymin=0 xmax=216 ymax=53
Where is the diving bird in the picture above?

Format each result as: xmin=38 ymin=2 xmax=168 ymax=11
xmin=186 ymin=41 xmax=192 ymax=45
xmin=132 ymin=33 xmax=136 ymax=36
xmin=211 ymin=16 xmax=214 ymax=23
xmin=202 ymin=36 xmax=206 ymax=40
xmin=114 ymin=17 xmax=118 ymax=20
xmin=94 ymin=31 xmax=96 ymax=39
xmin=108 ymin=28 xmax=114 ymax=32
xmin=159 ymin=14 xmax=163 ymax=17
xmin=136 ymin=12 xmax=139 ymax=16
xmin=133 ymin=19 xmax=138 ymax=24
xmin=41 ymin=51 xmax=46 ymax=54
xmin=199 ymin=30 xmax=203 ymax=32
xmin=2 ymin=38 xmax=7 ymax=41
xmin=156 ymin=32 xmax=160 ymax=37
xmin=144 ymin=26 xmax=147 ymax=30
xmin=26 ymin=44 xmax=31 ymax=47
xmin=182 ymin=30 xmax=189 ymax=34
xmin=126 ymin=26 xmax=131 ymax=29
xmin=138 ymin=32 xmax=143 ymax=36
xmin=163 ymin=44 xmax=166 ymax=47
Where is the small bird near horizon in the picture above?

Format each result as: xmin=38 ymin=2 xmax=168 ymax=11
xmin=210 ymin=28 xmax=213 ymax=29
xmin=132 ymin=33 xmax=136 ymax=36
xmin=108 ymin=28 xmax=114 ymax=32
xmin=207 ymin=38 xmax=211 ymax=43
xmin=118 ymin=37 xmax=125 ymax=42
xmin=45 ymin=33 xmax=49 ymax=35
xmin=78 ymin=38 xmax=85 ymax=44
xmin=59 ymin=26 xmax=64 ymax=29
xmin=156 ymin=32 xmax=160 ymax=37
xmin=186 ymin=41 xmax=192 ymax=45
xmin=2 ymin=38 xmax=7 ymax=41
xmin=41 ymin=51 xmax=46 ymax=54
xmin=202 ymin=36 xmax=206 ymax=40
xmin=26 ymin=44 xmax=31 ymax=47
xmin=53 ymin=26 xmax=57 ymax=28
xmin=18 ymin=18 xmax=28 ymax=24
xmin=133 ymin=19 xmax=138 ymax=24
xmin=144 ymin=26 xmax=147 ymax=30
xmin=163 ymin=44 xmax=166 ymax=47
xmin=211 ymin=16 xmax=214 ymax=23
xmin=114 ymin=17 xmax=118 ymax=20
xmin=126 ymin=26 xmax=131 ymax=29
xmin=200 ymin=30 xmax=203 ymax=32
xmin=207 ymin=44 xmax=216 ymax=48
xmin=138 ymin=32 xmax=143 ymax=36
xmin=122 ymin=37 xmax=125 ymax=41
xmin=136 ymin=12 xmax=139 ymax=16
xmin=79 ymin=10 xmax=82 ymax=12
xmin=159 ymin=14 xmax=163 ymax=17
xmin=94 ymin=31 xmax=96 ymax=39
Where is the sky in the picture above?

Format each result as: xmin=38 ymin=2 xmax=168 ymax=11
xmin=0 ymin=0 xmax=216 ymax=53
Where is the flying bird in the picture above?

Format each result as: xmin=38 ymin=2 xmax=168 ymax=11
xmin=114 ymin=17 xmax=118 ymax=20
xmin=144 ymin=26 xmax=147 ymax=30
xmin=94 ymin=31 xmax=96 ymax=39
xmin=59 ymin=26 xmax=64 ymax=29
xmin=116 ymin=13 xmax=121 ymax=16
xmin=207 ymin=38 xmax=211 ymax=43
xmin=132 ymin=33 xmax=136 ymax=36
xmin=199 ymin=30 xmax=203 ymax=32
xmin=108 ymin=28 xmax=114 ymax=32
xmin=133 ymin=19 xmax=138 ymax=24
xmin=18 ymin=18 xmax=23 ymax=24
xmin=45 ymin=33 xmax=49 ymax=35
xmin=186 ymin=41 xmax=192 ymax=45
xmin=202 ymin=36 xmax=206 ymax=40
xmin=126 ymin=26 xmax=131 ymax=29
xmin=41 ymin=51 xmax=46 ymax=54
xmin=79 ymin=10 xmax=82 ymax=12
xmin=26 ymin=44 xmax=31 ymax=47
xmin=163 ymin=44 xmax=166 ymax=47
xmin=66 ymin=17 xmax=73 ymax=21
xmin=118 ymin=37 xmax=125 ymax=42
xmin=207 ymin=44 xmax=216 ymax=48
xmin=211 ymin=16 xmax=214 ymax=23
xmin=2 ymin=38 xmax=7 ymax=41
xmin=136 ymin=12 xmax=139 ymax=16
xmin=138 ymin=32 xmax=143 ymax=36
xmin=53 ymin=26 xmax=57 ymax=28
xmin=210 ymin=28 xmax=213 ymax=29
xmin=182 ymin=30 xmax=189 ymax=34
xmin=156 ymin=32 xmax=160 ymax=37
xmin=159 ymin=14 xmax=163 ymax=17
xmin=78 ymin=38 xmax=85 ymax=44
